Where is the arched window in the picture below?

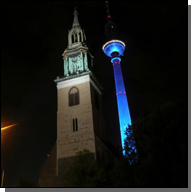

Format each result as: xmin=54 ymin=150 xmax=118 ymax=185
xmin=71 ymin=31 xmax=77 ymax=43
xmin=72 ymin=35 xmax=75 ymax=43
xmin=69 ymin=87 xmax=79 ymax=106
xmin=79 ymin=32 xmax=82 ymax=42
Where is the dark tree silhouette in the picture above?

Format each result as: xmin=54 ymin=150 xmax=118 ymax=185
xmin=124 ymin=125 xmax=138 ymax=164
xmin=63 ymin=149 xmax=107 ymax=187
xmin=15 ymin=177 xmax=34 ymax=187
xmin=132 ymin=102 xmax=187 ymax=187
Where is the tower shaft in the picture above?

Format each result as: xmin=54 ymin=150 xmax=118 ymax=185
xmin=112 ymin=58 xmax=131 ymax=151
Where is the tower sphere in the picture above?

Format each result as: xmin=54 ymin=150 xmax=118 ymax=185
xmin=102 ymin=40 xmax=125 ymax=58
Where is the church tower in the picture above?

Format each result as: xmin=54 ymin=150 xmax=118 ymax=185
xmin=38 ymin=8 xmax=113 ymax=187
xmin=54 ymin=8 xmax=109 ymax=175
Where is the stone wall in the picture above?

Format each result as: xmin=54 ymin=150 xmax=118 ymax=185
xmin=57 ymin=81 xmax=96 ymax=160
xmin=38 ymin=74 xmax=115 ymax=187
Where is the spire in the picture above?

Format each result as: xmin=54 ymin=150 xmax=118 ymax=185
xmin=105 ymin=1 xmax=112 ymax=20
xmin=72 ymin=7 xmax=80 ymax=27
xmin=104 ymin=1 xmax=118 ymax=37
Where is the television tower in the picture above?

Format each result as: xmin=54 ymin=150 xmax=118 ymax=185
xmin=102 ymin=1 xmax=137 ymax=159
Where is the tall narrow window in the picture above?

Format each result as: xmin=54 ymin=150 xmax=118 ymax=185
xmin=73 ymin=119 xmax=75 ymax=132
xmin=69 ymin=87 xmax=79 ymax=106
xmin=72 ymin=118 xmax=78 ymax=132
xmin=76 ymin=118 xmax=78 ymax=131
xmin=72 ymin=31 xmax=77 ymax=43
xmin=79 ymin=32 xmax=81 ymax=42
xmin=73 ymin=33 xmax=77 ymax=42
xmin=72 ymin=35 xmax=74 ymax=44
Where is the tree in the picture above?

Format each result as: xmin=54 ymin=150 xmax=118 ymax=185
xmin=108 ymin=155 xmax=137 ymax=187
xmin=63 ymin=149 xmax=107 ymax=187
xmin=15 ymin=177 xmax=34 ymax=187
xmin=132 ymin=102 xmax=187 ymax=187
xmin=124 ymin=125 xmax=138 ymax=165
xmin=107 ymin=125 xmax=138 ymax=187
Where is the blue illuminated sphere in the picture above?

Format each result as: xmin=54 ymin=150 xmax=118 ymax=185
xmin=102 ymin=40 xmax=125 ymax=57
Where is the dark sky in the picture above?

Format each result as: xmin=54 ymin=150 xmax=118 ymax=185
xmin=1 ymin=1 xmax=187 ymax=187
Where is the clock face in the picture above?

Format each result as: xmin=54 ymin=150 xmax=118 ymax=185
xmin=71 ymin=56 xmax=77 ymax=63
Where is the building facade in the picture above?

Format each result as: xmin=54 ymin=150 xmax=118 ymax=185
xmin=38 ymin=9 xmax=112 ymax=187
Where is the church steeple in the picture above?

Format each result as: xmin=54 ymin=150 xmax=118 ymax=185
xmin=53 ymin=9 xmax=108 ymax=175
xmin=39 ymin=8 xmax=111 ymax=186
xmin=60 ymin=8 xmax=94 ymax=77
xmin=67 ymin=8 xmax=84 ymax=47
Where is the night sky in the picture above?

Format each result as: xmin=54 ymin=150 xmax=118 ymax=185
xmin=1 ymin=1 xmax=187 ymax=187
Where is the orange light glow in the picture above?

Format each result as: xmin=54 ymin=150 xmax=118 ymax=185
xmin=1 ymin=124 xmax=17 ymax=131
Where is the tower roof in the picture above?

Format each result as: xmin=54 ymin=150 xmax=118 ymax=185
xmin=72 ymin=7 xmax=80 ymax=27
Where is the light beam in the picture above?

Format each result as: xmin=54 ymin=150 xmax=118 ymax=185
xmin=1 ymin=124 xmax=17 ymax=131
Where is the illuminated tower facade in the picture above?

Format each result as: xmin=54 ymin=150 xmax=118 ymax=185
xmin=54 ymin=8 xmax=111 ymax=175
xmin=103 ymin=1 xmax=136 ymax=157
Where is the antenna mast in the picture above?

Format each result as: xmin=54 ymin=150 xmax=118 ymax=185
xmin=105 ymin=1 xmax=112 ymax=19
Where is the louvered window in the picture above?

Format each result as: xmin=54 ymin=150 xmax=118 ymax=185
xmin=73 ymin=118 xmax=78 ymax=132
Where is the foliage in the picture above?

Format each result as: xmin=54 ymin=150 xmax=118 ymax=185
xmin=15 ymin=177 xmax=34 ymax=187
xmin=132 ymin=102 xmax=187 ymax=187
xmin=63 ymin=149 xmax=107 ymax=187
xmin=124 ymin=125 xmax=138 ymax=164
xmin=108 ymin=156 xmax=136 ymax=187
